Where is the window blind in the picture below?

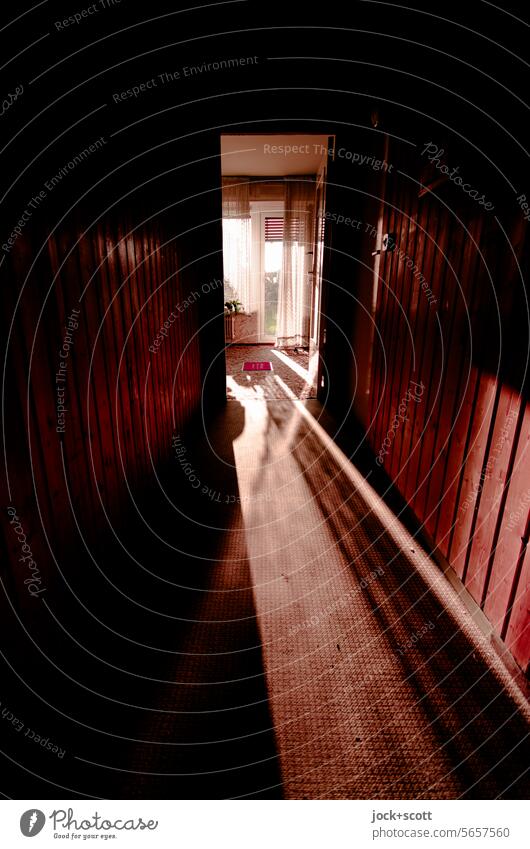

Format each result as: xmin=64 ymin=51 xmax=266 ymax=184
xmin=265 ymin=217 xmax=302 ymax=241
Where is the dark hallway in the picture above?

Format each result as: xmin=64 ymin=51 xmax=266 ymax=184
xmin=1 ymin=0 xmax=530 ymax=822
xmin=3 ymin=390 xmax=528 ymax=799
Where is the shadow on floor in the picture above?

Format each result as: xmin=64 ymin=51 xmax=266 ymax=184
xmin=0 ymin=400 xmax=283 ymax=799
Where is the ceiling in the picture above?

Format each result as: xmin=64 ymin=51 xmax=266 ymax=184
xmin=220 ymin=135 xmax=331 ymax=176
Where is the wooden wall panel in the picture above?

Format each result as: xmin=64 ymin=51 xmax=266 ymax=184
xmin=360 ymin=137 xmax=530 ymax=675
xmin=483 ymin=404 xmax=530 ymax=634
xmin=505 ymin=540 xmax=530 ymax=669
xmin=464 ymin=386 xmax=520 ymax=603
xmin=400 ymin=201 xmax=443 ymax=507
xmin=448 ymin=372 xmax=498 ymax=579
xmin=423 ymin=217 xmax=483 ymax=546
xmin=1 ymin=202 xmax=214 ymax=609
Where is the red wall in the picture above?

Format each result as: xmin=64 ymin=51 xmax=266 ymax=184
xmin=365 ymin=140 xmax=530 ymax=673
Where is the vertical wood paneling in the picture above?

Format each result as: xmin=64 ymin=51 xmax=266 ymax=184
xmin=504 ymin=532 xmax=530 ymax=667
xmin=386 ymin=176 xmax=414 ymax=484
xmin=427 ymin=217 xmax=484 ymax=546
xmin=362 ymin=137 xmax=530 ymax=674
xmin=394 ymin=198 xmax=431 ymax=499
xmin=483 ymin=404 xmax=530 ymax=633
xmin=448 ymin=372 xmax=498 ymax=579
xmin=401 ymin=200 xmax=443 ymax=506
xmin=2 ymin=202 xmax=212 ymax=604
xmin=464 ymin=386 xmax=520 ymax=602
xmin=393 ymin=187 xmax=420 ymax=484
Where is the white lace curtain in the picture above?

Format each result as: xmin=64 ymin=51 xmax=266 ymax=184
xmin=222 ymin=178 xmax=251 ymax=312
xmin=276 ymin=178 xmax=315 ymax=348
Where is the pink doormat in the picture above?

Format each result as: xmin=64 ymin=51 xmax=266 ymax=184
xmin=242 ymin=361 xmax=273 ymax=371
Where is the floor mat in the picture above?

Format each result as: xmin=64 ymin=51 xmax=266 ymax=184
xmin=226 ymin=345 xmax=317 ymax=400
xmin=242 ymin=361 xmax=273 ymax=371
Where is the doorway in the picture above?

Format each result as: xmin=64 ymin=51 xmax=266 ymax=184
xmin=220 ymin=133 xmax=333 ymax=400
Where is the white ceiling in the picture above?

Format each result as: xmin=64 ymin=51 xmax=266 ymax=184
xmin=220 ymin=135 xmax=331 ymax=176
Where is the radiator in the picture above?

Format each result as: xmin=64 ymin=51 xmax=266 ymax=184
xmin=224 ymin=313 xmax=235 ymax=341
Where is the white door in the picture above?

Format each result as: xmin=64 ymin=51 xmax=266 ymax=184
xmin=310 ymin=163 xmax=327 ymax=353
xmin=251 ymin=201 xmax=284 ymax=343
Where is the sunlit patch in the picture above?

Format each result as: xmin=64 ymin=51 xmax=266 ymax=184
xmin=227 ymin=374 xmax=269 ymax=402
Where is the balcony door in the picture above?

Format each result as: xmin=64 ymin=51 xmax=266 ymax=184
xmin=250 ymin=201 xmax=284 ymax=343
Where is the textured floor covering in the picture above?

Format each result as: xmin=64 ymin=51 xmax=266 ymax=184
xmin=225 ymin=344 xmax=317 ymax=400
xmin=2 ymin=397 xmax=529 ymax=799
xmin=222 ymin=396 xmax=530 ymax=798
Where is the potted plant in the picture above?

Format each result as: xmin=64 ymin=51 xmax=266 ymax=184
xmin=224 ymin=299 xmax=243 ymax=314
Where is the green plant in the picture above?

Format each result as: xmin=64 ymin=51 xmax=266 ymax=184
xmin=224 ymin=299 xmax=243 ymax=313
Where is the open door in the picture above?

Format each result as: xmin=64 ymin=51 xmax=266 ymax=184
xmin=221 ymin=133 xmax=334 ymax=401
xmin=315 ymin=136 xmax=335 ymax=401
xmin=309 ymin=160 xmax=327 ymax=355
